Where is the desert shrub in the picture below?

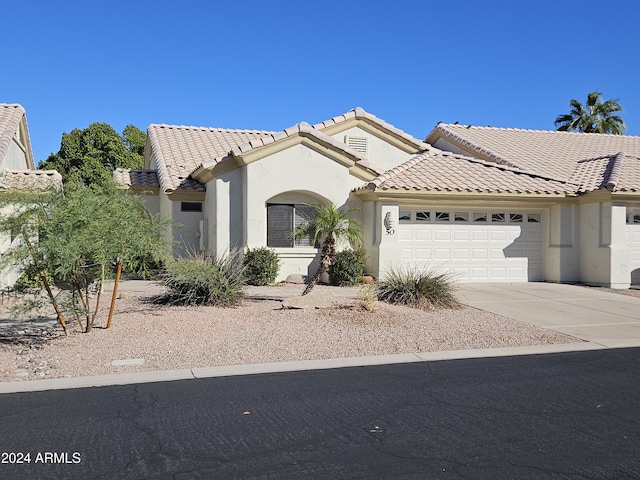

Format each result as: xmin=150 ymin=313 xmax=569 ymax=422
xmin=377 ymin=265 xmax=459 ymax=310
xmin=243 ymin=247 xmax=279 ymax=286
xmin=13 ymin=263 xmax=54 ymax=291
xmin=355 ymin=283 xmax=379 ymax=311
xmin=328 ymin=248 xmax=366 ymax=286
xmin=160 ymin=251 xmax=246 ymax=306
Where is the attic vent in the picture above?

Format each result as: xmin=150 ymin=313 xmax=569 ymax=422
xmin=345 ymin=135 xmax=368 ymax=157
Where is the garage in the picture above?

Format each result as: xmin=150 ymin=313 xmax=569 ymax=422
xmin=397 ymin=209 xmax=543 ymax=282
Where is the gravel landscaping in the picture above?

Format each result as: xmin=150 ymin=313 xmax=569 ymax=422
xmin=0 ymin=284 xmax=579 ymax=383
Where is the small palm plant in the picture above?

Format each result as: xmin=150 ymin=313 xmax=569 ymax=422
xmin=293 ymin=203 xmax=363 ymax=296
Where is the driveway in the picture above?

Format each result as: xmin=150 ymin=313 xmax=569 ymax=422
xmin=457 ymin=282 xmax=640 ymax=348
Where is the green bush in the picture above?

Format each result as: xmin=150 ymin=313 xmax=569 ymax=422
xmin=160 ymin=251 xmax=245 ymax=306
xmin=243 ymin=247 xmax=280 ymax=286
xmin=328 ymin=248 xmax=366 ymax=286
xmin=13 ymin=263 xmax=54 ymax=291
xmin=377 ymin=265 xmax=459 ymax=310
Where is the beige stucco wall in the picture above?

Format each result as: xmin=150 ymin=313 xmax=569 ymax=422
xmin=244 ymin=143 xmax=355 ymax=281
xmin=328 ymin=126 xmax=414 ymax=171
xmin=579 ymin=201 xmax=631 ymax=288
xmin=203 ymin=143 xmax=364 ymax=281
xmin=544 ymin=203 xmax=580 ymax=282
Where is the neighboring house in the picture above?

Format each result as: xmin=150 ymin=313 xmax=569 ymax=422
xmin=116 ymin=110 xmax=640 ymax=289
xmin=358 ymin=124 xmax=639 ymax=288
xmin=0 ymin=104 xmax=62 ymax=288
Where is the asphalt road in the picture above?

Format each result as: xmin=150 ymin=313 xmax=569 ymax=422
xmin=1 ymin=348 xmax=639 ymax=480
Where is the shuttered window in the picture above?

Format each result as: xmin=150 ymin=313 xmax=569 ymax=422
xmin=267 ymin=204 xmax=315 ymax=248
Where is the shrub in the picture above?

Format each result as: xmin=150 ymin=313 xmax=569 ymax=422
xmin=243 ymin=247 xmax=279 ymax=286
xmin=328 ymin=248 xmax=366 ymax=286
xmin=355 ymin=283 xmax=378 ymax=312
xmin=160 ymin=251 xmax=245 ymax=306
xmin=13 ymin=263 xmax=54 ymax=292
xmin=377 ymin=265 xmax=459 ymax=310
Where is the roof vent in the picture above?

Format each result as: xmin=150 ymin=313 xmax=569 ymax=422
xmin=345 ymin=135 xmax=368 ymax=157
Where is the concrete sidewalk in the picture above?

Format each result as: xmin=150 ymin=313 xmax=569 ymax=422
xmin=1 ymin=280 xmax=639 ymax=394
xmin=456 ymin=282 xmax=640 ymax=349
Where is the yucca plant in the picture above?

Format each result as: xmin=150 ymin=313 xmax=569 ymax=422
xmin=377 ymin=264 xmax=459 ymax=310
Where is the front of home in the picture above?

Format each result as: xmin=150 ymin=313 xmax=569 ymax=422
xmin=114 ymin=109 xmax=640 ymax=289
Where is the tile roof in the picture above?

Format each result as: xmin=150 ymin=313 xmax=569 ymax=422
xmin=113 ymin=168 xmax=160 ymax=189
xmin=145 ymin=110 xmax=393 ymax=193
xmin=363 ymin=151 xmax=576 ymax=195
xmin=146 ymin=124 xmax=275 ymax=192
xmin=0 ymin=169 xmax=62 ymax=191
xmin=0 ymin=104 xmax=33 ymax=167
xmin=427 ymin=124 xmax=640 ymax=192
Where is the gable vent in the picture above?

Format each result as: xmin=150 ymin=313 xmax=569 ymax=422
xmin=345 ymin=135 xmax=368 ymax=157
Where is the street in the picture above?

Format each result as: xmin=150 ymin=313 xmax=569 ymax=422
xmin=1 ymin=348 xmax=639 ymax=479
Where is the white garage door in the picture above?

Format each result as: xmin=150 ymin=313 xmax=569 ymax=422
xmin=397 ymin=209 xmax=543 ymax=282
xmin=627 ymin=209 xmax=640 ymax=285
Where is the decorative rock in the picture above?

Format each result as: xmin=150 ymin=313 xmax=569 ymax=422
xmin=282 ymin=291 xmax=336 ymax=310
xmin=284 ymin=274 xmax=306 ymax=284
xmin=361 ymin=275 xmax=375 ymax=285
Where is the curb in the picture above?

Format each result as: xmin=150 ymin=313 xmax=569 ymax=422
xmin=0 ymin=341 xmax=614 ymax=394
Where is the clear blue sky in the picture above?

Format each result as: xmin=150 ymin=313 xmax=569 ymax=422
xmin=3 ymin=0 xmax=640 ymax=165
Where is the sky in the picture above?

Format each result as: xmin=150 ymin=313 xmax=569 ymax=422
xmin=3 ymin=0 xmax=640 ymax=166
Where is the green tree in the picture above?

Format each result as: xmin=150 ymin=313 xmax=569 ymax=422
xmin=555 ymin=91 xmax=626 ymax=134
xmin=0 ymin=182 xmax=170 ymax=333
xmin=293 ymin=203 xmax=363 ymax=296
xmin=39 ymin=123 xmax=146 ymax=188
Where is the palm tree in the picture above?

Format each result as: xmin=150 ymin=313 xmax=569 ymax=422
xmin=555 ymin=91 xmax=626 ymax=134
xmin=293 ymin=203 xmax=363 ymax=296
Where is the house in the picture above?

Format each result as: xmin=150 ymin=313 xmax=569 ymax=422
xmin=0 ymin=104 xmax=62 ymax=288
xmin=115 ymin=109 xmax=640 ymax=289
xmin=114 ymin=107 xmax=429 ymax=280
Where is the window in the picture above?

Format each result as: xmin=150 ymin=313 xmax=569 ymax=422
xmin=473 ymin=212 xmax=487 ymax=222
xmin=454 ymin=212 xmax=468 ymax=222
xmin=399 ymin=211 xmax=411 ymax=221
xmin=435 ymin=211 xmax=450 ymax=222
xmin=267 ymin=204 xmax=315 ymax=248
xmin=510 ymin=213 xmax=523 ymax=223
xmin=628 ymin=210 xmax=640 ymax=224
xmin=416 ymin=211 xmax=431 ymax=222
xmin=181 ymin=202 xmax=202 ymax=212
xmin=527 ymin=213 xmax=541 ymax=223
xmin=492 ymin=213 xmax=506 ymax=222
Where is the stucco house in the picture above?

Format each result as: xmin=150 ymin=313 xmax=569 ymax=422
xmin=0 ymin=104 xmax=62 ymax=288
xmin=115 ymin=108 xmax=640 ymax=289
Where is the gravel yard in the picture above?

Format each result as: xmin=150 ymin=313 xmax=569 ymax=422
xmin=0 ymin=284 xmax=580 ymax=383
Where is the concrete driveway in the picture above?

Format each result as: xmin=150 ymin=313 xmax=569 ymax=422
xmin=457 ymin=282 xmax=640 ymax=348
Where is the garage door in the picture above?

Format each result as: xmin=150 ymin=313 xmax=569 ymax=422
xmin=397 ymin=209 xmax=543 ymax=282
xmin=627 ymin=209 xmax=640 ymax=285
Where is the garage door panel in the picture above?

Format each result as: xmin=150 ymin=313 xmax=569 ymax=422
xmin=415 ymin=229 xmax=431 ymax=241
xmin=415 ymin=249 xmax=431 ymax=260
xmin=434 ymin=248 xmax=451 ymax=260
xmin=453 ymin=249 xmax=469 ymax=260
xmin=434 ymin=230 xmax=451 ymax=241
xmin=490 ymin=231 xmax=507 ymax=241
